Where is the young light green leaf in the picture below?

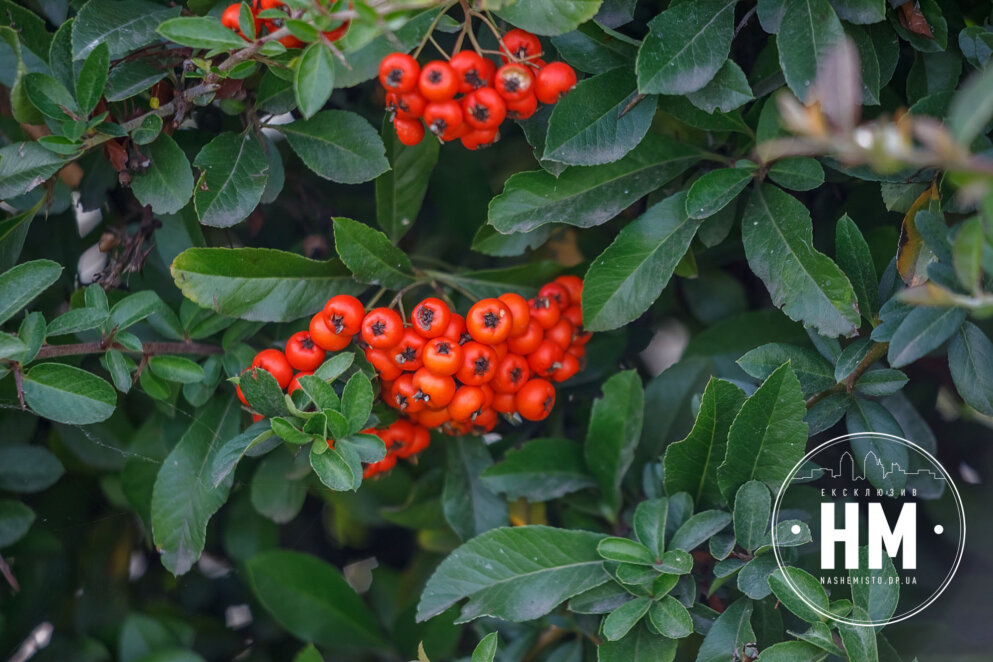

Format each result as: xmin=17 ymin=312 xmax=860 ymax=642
xmin=471 ymin=632 xmax=499 ymax=662
xmin=331 ymin=217 xmax=415 ymax=290
xmin=598 ymin=537 xmax=655 ymax=565
xmin=582 ymin=193 xmax=704 ymax=332
xmin=193 ymin=132 xmax=268 ymax=228
xmin=148 ymin=356 xmax=205 ymax=384
xmin=294 ymin=42 xmax=335 ymax=119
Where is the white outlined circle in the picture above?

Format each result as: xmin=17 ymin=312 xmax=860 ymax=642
xmin=771 ymin=432 xmax=966 ymax=628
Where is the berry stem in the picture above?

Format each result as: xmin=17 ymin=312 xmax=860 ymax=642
xmin=412 ymin=1 xmax=457 ymax=60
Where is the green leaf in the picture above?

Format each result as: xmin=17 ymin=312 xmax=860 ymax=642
xmin=106 ymin=59 xmax=168 ymax=101
xmin=239 ymin=368 xmax=290 ymax=418
xmin=663 ymin=378 xmax=745 ymax=508
xmin=131 ymin=114 xmax=164 ymax=145
xmin=582 ymin=193 xmax=704 ymax=332
xmin=487 ymin=133 xmax=698 ymax=234
xmin=251 ymin=451 xmax=307 ymax=524
xmin=732 ymin=481 xmax=771 ymax=552
xmin=0 ymin=445 xmax=64 ymax=493
xmin=76 ymin=42 xmax=109 ymax=115
xmin=952 ymin=217 xmax=983 ymax=292
xmin=696 ymin=598 xmax=755 ymax=662
xmin=769 ymin=566 xmax=829 ymax=623
xmin=737 ymin=343 xmax=835 ymax=398
xmin=471 ymin=632 xmax=499 ymax=662
xmin=756 ymin=641 xmax=829 ymax=661
xmin=830 ymin=0 xmax=885 ymax=23
xmin=949 ymin=52 xmax=993 ymax=145
xmin=778 ymin=0 xmax=845 ymax=100
xmin=686 ymin=59 xmax=754 ymax=113
xmin=669 ymin=510 xmax=731 ymax=552
xmin=23 ymin=363 xmax=116 ymax=425
xmin=543 ymin=68 xmax=658 ymax=166
xmin=331 ymin=217 xmax=415 ymax=290
xmin=717 ymin=362 xmax=808 ymax=499
xmin=193 ymin=132 xmax=268 ymax=228
xmin=314 ymin=352 xmax=355 ymax=381
xmin=416 ymin=525 xmax=609 ymax=623
xmin=0 ymin=204 xmax=40 ymax=272
xmin=148 ymin=356 xmax=205 ymax=384
xmin=429 ymin=262 xmax=562 ymax=300
xmin=376 ymin=116 xmax=438 ymax=242
xmin=598 ymin=537 xmax=655 ymax=565
xmin=837 ymin=610 xmax=879 ymax=662
xmin=0 ymin=142 xmax=65 ymax=200
xmin=494 ymin=0 xmax=603 ymax=36
xmin=282 ymin=110 xmax=389 ymax=184
xmin=742 ymin=184 xmax=860 ymax=337
xmin=15 ymin=311 xmax=44 ymax=363
xmin=151 ymin=397 xmax=240 ymax=575
xmin=310 ymin=441 xmax=357 ymax=491
xmin=293 ymin=644 xmax=323 ymax=662
xmin=846 ymin=401 xmax=908 ymax=491
xmin=632 ymin=498 xmax=668 ymax=559
xmin=648 ymin=596 xmax=693 ymax=639
xmin=171 ymin=247 xmax=363 ymax=322
xmin=47 ymin=308 xmax=109 ymax=336
xmin=550 ymin=22 xmax=638 ymax=75
xmin=294 ymin=42 xmax=335 ymax=119
xmin=0 ymin=332 xmax=27 ymax=360
xmin=584 ymin=370 xmax=644 ymax=517
xmin=0 ymin=500 xmax=35 ymax=548
xmin=73 ymin=0 xmax=180 ymax=59
xmin=635 ymin=0 xmax=737 ymax=95
xmin=835 ymin=214 xmax=878 ymax=321
xmin=850 ymin=545 xmax=899 ymax=625
xmin=686 ymin=166 xmax=754 ymax=220
xmin=156 ymin=16 xmax=250 ymax=50
xmin=887 ymin=306 xmax=966 ymax=368
xmin=597 ymin=623 xmax=676 ymax=662
xmin=341 ymin=371 xmax=374 ymax=433
xmin=110 ymin=290 xmax=161 ymax=330
xmin=23 ymin=72 xmax=79 ymax=120
xmin=443 ymin=436 xmax=508 ymax=541
xmin=131 ymin=133 xmax=194 ymax=215
xmin=948 ymin=322 xmax=993 ymax=416
xmin=480 ymin=438 xmax=595 ymax=502
xmin=602 ymin=596 xmax=651 ymax=641
xmin=245 ymin=549 xmax=384 ymax=648
xmin=854 ymin=369 xmax=908 ymax=397
xmin=767 ymin=157 xmax=825 ymax=191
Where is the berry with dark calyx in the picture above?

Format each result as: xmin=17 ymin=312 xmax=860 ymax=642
xmin=418 ymin=60 xmax=459 ymax=101
xmin=394 ymin=117 xmax=425 ymax=146
xmin=388 ymin=91 xmax=427 ymax=119
xmin=527 ymin=339 xmax=564 ymax=379
xmin=379 ymin=53 xmax=420 ymax=93
xmin=462 ymin=87 xmax=506 ymax=130
xmin=466 ymin=298 xmax=513 ymax=344
xmin=390 ymin=374 xmax=425 ymax=413
xmin=450 ymin=50 xmax=491 ymax=92
xmin=456 ymin=341 xmax=497 ymax=386
xmin=539 ymin=281 xmax=571 ymax=309
xmin=500 ymin=28 xmax=541 ymax=63
xmin=410 ymin=297 xmax=451 ymax=338
xmin=528 ymin=295 xmax=561 ymax=329
xmin=448 ymin=385 xmax=486 ymax=422
xmin=365 ymin=346 xmax=403 ymax=381
xmin=554 ymin=275 xmax=583 ymax=304
xmin=461 ymin=128 xmax=499 ymax=151
xmin=412 ymin=367 xmax=456 ymax=408
xmin=423 ymin=100 xmax=464 ymax=137
xmin=552 ymin=352 xmax=580 ymax=382
xmin=391 ymin=328 xmax=426 ymax=371
xmin=423 ymin=337 xmax=463 ymax=376
xmin=443 ymin=313 xmax=470 ymax=344
xmin=516 ymin=378 xmax=556 ymax=421
xmin=535 ymin=62 xmax=578 ymax=104
xmin=285 ymin=331 xmax=325 ymax=371
xmin=491 ymin=353 xmax=530 ymax=394
xmin=361 ymin=307 xmax=404 ymax=349
xmin=310 ymin=312 xmax=352 ymax=351
xmin=494 ymin=64 xmax=534 ymax=102
xmin=323 ymin=294 xmax=364 ymax=336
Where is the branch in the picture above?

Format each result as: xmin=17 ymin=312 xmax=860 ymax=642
xmin=805 ymin=341 xmax=889 ymax=409
xmin=33 ymin=340 xmax=223 ymax=360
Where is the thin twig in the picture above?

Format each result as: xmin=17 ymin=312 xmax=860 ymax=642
xmin=805 ymin=341 xmax=890 ymax=409
xmin=0 ymin=553 xmax=19 ymax=592
xmin=734 ymin=5 xmax=757 ymax=38
xmin=32 ymin=340 xmax=223 ymax=360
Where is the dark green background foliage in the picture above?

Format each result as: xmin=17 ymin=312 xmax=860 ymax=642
xmin=1 ymin=0 xmax=993 ymax=660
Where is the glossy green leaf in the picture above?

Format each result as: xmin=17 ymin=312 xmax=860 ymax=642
xmin=837 ymin=610 xmax=879 ymax=662
xmin=584 ymin=370 xmax=644 ymax=517
xmin=416 ymin=525 xmax=608 ymax=623
xmin=23 ymin=363 xmax=116 ymax=425
xmin=0 ymin=204 xmax=39 ymax=272
xmin=23 ymin=72 xmax=78 ymax=120
xmin=310 ymin=441 xmax=356 ymax=491
xmin=768 ymin=157 xmax=825 ymax=191
xmin=732 ymin=481 xmax=771 ymax=552
xmin=294 ymin=42 xmax=335 ymax=119
xmin=471 ymin=632 xmax=499 ymax=662
xmin=582 ymin=193 xmax=704 ymax=332
xmin=148 ymin=356 xmax=205 ymax=384
xmin=171 ymin=247 xmax=363 ymax=322
xmin=835 ymin=213 xmax=878 ymax=321
xmin=282 ymin=110 xmax=389 ymax=184
xmin=778 ymin=0 xmax=845 ymax=100
xmin=686 ymin=59 xmax=754 ymax=113
xmin=696 ymin=598 xmax=756 ymax=662
xmin=156 ymin=16 xmax=250 ymax=50
xmin=887 ymin=305 xmax=967 ymax=368
xmin=495 ymin=0 xmax=603 ymax=36
xmin=75 ymin=42 xmax=109 ymax=115
xmin=948 ymin=322 xmax=993 ymax=416
xmin=131 ymin=133 xmax=194 ymax=215
xmin=550 ymin=22 xmax=638 ymax=75
xmin=480 ymin=438 xmax=595 ymax=502
xmin=635 ymin=0 xmax=737 ymax=95
xmin=602 ymin=596 xmax=651 ymax=641
xmin=487 ymin=133 xmax=698 ymax=234
xmin=151 ymin=397 xmax=240 ymax=575
xmin=669 ymin=510 xmax=732 ymax=552
xmin=376 ymin=117 xmax=439 ymax=242
xmin=193 ymin=132 xmax=268 ymax=228
xmin=737 ymin=343 xmax=835 ymax=398
xmin=742 ymin=184 xmax=860 ymax=337
xmin=686 ymin=166 xmax=754 ymax=219
xmin=597 ymin=622 xmax=676 ymax=662
xmin=331 ymin=217 xmax=415 ymax=290
xmin=73 ymin=0 xmax=180 ymax=58
xmin=340 ymin=371 xmax=374 ymax=434
xmin=952 ymin=216 xmax=983 ymax=292
xmin=648 ymin=596 xmax=693 ymax=639
xmin=443 ymin=436 xmax=508 ymax=541
xmin=598 ymin=536 xmax=655 ymax=565
xmin=0 ymin=142 xmax=65 ymax=200
xmin=769 ymin=566 xmax=829 ymax=623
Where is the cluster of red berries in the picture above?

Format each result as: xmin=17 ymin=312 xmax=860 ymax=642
xmin=237 ymin=275 xmax=590 ymax=479
xmin=378 ymin=29 xmax=578 ymax=149
xmin=221 ymin=0 xmax=349 ymax=48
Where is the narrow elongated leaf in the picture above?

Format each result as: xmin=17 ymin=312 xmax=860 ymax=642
xmin=443 ymin=437 xmax=508 ymax=540
xmin=74 ymin=0 xmax=180 ymax=58
xmin=76 ymin=42 xmax=109 ymax=115
xmin=480 ymin=438 xmax=595 ymax=502
xmin=376 ymin=117 xmax=439 ymax=241
xmin=636 ymin=0 xmax=737 ymax=95
xmin=584 ymin=371 xmax=644 ymax=517
xmin=717 ymin=363 xmax=808 ymax=499
xmin=282 ymin=110 xmax=389 ymax=184
xmin=331 ymin=217 xmax=415 ymax=290
xmin=582 ymin=193 xmax=704 ymax=332
xmin=742 ymin=184 xmax=860 ymax=337
xmin=663 ymin=378 xmax=745 ymax=508
xmin=151 ymin=397 xmax=240 ymax=575
xmin=543 ymin=68 xmax=657 ymax=166
xmin=193 ymin=132 xmax=268 ymax=228
xmin=487 ymin=133 xmax=698 ymax=234
xmin=171 ymin=247 xmax=363 ymax=322
xmin=416 ymin=526 xmax=609 ymax=623
xmin=836 ymin=214 xmax=878 ymax=321
xmin=131 ymin=133 xmax=194 ymax=215
xmin=887 ymin=305 xmax=967 ymax=368
xmin=733 ymin=481 xmax=771 ymax=552
xmin=23 ymin=363 xmax=116 ymax=425
xmin=245 ymin=550 xmax=383 ymax=648
xmin=0 ymin=205 xmax=39 ymax=271
xmin=948 ymin=322 xmax=993 ymax=416
xmin=294 ymin=42 xmax=335 ymax=119
xmin=952 ymin=217 xmax=983 ymax=292
xmin=778 ymin=0 xmax=846 ymax=100
xmin=0 ymin=142 xmax=65 ymax=200
xmin=156 ymin=16 xmax=249 ymax=50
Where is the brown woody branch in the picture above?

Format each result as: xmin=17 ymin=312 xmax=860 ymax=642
xmin=805 ymin=341 xmax=890 ymax=409
xmin=33 ymin=340 xmax=222 ymax=360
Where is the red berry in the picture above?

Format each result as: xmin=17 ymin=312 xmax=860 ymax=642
xmin=324 ymin=294 xmax=364 ymax=336
xmin=394 ymin=117 xmax=425 ymax=146
xmin=462 ymin=86 xmax=506 ymax=130
xmin=379 ymin=53 xmax=420 ymax=93
xmin=450 ymin=50 xmax=492 ymax=92
xmin=285 ymin=331 xmax=326 ymax=372
xmin=310 ymin=313 xmax=352 ymax=351
xmin=252 ymin=348 xmax=293 ymax=389
xmin=221 ymin=3 xmax=257 ymax=40
xmin=535 ymin=62 xmax=577 ymax=104
xmin=506 ymin=93 xmax=538 ymax=120
xmin=516 ymin=378 xmax=556 ymax=421
xmin=424 ymin=99 xmax=464 ymax=137
xmin=461 ymin=128 xmax=499 ymax=150
xmin=494 ymin=64 xmax=534 ymax=102
xmin=410 ymin=297 xmax=451 ymax=339
xmin=360 ymin=307 xmax=405 ymax=349
xmin=500 ymin=29 xmax=542 ymax=63
xmin=418 ymin=60 xmax=459 ymax=101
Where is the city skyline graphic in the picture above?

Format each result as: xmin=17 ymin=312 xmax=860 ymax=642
xmin=792 ymin=450 xmax=946 ymax=483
